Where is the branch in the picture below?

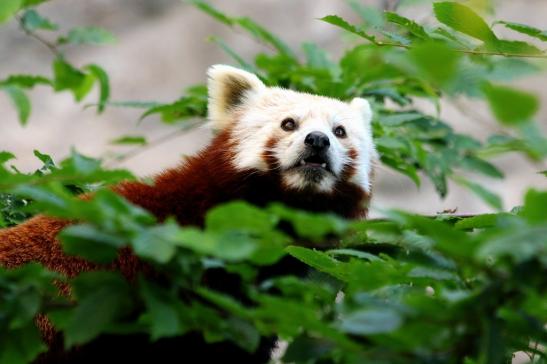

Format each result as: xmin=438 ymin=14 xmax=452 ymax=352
xmin=104 ymin=119 xmax=204 ymax=167
xmin=15 ymin=14 xmax=61 ymax=57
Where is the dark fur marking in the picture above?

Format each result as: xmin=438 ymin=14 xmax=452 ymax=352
xmin=223 ymin=75 xmax=252 ymax=110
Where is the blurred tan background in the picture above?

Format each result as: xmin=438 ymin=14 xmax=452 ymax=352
xmin=0 ymin=0 xmax=545 ymax=217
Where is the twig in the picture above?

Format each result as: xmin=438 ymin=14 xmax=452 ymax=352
xmin=15 ymin=14 xmax=61 ymax=57
xmin=104 ymin=120 xmax=204 ymax=167
xmin=449 ymin=98 xmax=513 ymax=138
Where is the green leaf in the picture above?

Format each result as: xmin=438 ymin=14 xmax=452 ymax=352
xmin=482 ymin=83 xmax=539 ymax=125
xmin=131 ymin=223 xmax=178 ymax=263
xmin=59 ymin=27 xmax=116 ymax=45
xmin=347 ymin=1 xmax=384 ymax=28
xmin=384 ymin=12 xmax=429 ymax=40
xmin=286 ymin=246 xmax=347 ymax=281
xmin=0 ymin=0 xmax=22 ymax=23
xmin=320 ymin=15 xmax=377 ymax=43
xmin=488 ymin=39 xmax=543 ymax=56
xmin=2 ymin=85 xmax=31 ymax=125
xmin=207 ymin=36 xmax=257 ymax=72
xmin=189 ymin=0 xmax=294 ymax=57
xmin=85 ymin=64 xmax=110 ymax=113
xmin=64 ymin=272 xmax=132 ymax=347
xmin=139 ymin=278 xmax=186 ymax=340
xmin=206 ymin=201 xmax=277 ymax=234
xmin=326 ymin=249 xmax=382 ymax=262
xmin=186 ymin=0 xmax=233 ymax=26
xmin=59 ymin=224 xmax=122 ymax=263
xmin=0 ymin=74 xmax=51 ymax=88
xmin=0 ymin=151 xmax=15 ymax=164
xmin=53 ymin=59 xmax=92 ymax=101
xmin=455 ymin=177 xmax=503 ymax=210
xmin=520 ymin=189 xmax=547 ymax=224
xmin=338 ymin=308 xmax=403 ymax=334
xmin=494 ymin=21 xmax=547 ymax=42
xmin=461 ymin=156 xmax=504 ymax=179
xmin=140 ymin=87 xmax=207 ymax=122
xmin=21 ymin=0 xmax=49 ymax=6
xmin=433 ymin=2 xmax=497 ymax=43
xmin=236 ymin=17 xmax=295 ymax=57
xmin=175 ymin=228 xmax=257 ymax=262
xmin=33 ymin=150 xmax=56 ymax=173
xmin=110 ymin=136 xmax=147 ymax=146
xmin=20 ymin=9 xmax=58 ymax=31
xmin=302 ymin=42 xmax=338 ymax=73
xmin=454 ymin=213 xmax=507 ymax=230
xmin=0 ymin=326 xmax=47 ymax=364
xmin=408 ymin=41 xmax=461 ymax=86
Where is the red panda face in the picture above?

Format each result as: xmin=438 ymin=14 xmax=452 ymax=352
xmin=207 ymin=65 xmax=376 ymax=194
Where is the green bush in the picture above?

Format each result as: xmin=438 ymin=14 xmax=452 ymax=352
xmin=0 ymin=1 xmax=546 ymax=363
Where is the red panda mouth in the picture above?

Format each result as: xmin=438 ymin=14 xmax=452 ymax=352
xmin=291 ymin=153 xmax=334 ymax=176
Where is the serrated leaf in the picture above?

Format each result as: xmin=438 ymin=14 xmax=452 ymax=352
xmin=384 ymin=12 xmax=429 ymax=40
xmin=0 ymin=74 xmax=52 ymax=88
xmin=433 ymin=2 xmax=497 ymax=43
xmin=110 ymin=136 xmax=147 ymax=146
xmin=488 ymin=39 xmax=543 ymax=56
xmin=320 ymin=15 xmax=377 ymax=43
xmin=454 ymin=213 xmax=507 ymax=230
xmin=379 ymin=112 xmax=423 ymax=126
xmin=494 ymin=21 xmax=547 ymax=42
xmin=482 ymin=83 xmax=539 ymax=125
xmin=286 ymin=246 xmax=347 ymax=281
xmin=59 ymin=27 xmax=116 ymax=46
xmin=2 ymin=85 xmax=31 ymax=125
xmin=20 ymin=9 xmax=58 ymax=31
xmin=339 ymin=308 xmax=402 ymax=334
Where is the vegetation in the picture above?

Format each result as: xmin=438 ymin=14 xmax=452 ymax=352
xmin=0 ymin=0 xmax=546 ymax=363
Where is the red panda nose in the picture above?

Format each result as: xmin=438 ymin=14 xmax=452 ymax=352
xmin=304 ymin=132 xmax=330 ymax=151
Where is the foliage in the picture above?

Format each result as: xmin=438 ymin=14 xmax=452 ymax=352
xmin=0 ymin=1 xmax=546 ymax=363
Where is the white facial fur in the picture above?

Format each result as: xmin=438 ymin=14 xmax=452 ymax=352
xmin=207 ymin=64 xmax=376 ymax=193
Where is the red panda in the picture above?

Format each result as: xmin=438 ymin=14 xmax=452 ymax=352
xmin=0 ymin=65 xmax=376 ymax=363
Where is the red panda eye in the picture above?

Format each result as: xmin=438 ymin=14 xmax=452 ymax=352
xmin=281 ymin=118 xmax=297 ymax=131
xmin=334 ymin=126 xmax=347 ymax=138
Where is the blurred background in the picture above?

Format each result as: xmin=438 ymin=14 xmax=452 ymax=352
xmin=0 ymin=0 xmax=545 ymax=217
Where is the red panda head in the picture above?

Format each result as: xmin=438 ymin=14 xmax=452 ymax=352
xmin=207 ymin=65 xmax=376 ymax=195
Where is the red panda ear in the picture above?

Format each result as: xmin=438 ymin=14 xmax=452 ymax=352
xmin=349 ymin=97 xmax=373 ymax=126
xmin=207 ymin=65 xmax=266 ymax=131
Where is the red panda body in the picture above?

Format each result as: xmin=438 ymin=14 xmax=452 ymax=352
xmin=0 ymin=65 xmax=375 ymax=363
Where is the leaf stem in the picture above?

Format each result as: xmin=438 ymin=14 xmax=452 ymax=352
xmin=15 ymin=14 xmax=62 ymax=57
xmin=104 ymin=120 xmax=204 ymax=167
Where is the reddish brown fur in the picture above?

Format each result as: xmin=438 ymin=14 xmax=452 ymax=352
xmin=0 ymin=128 xmax=370 ymax=352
